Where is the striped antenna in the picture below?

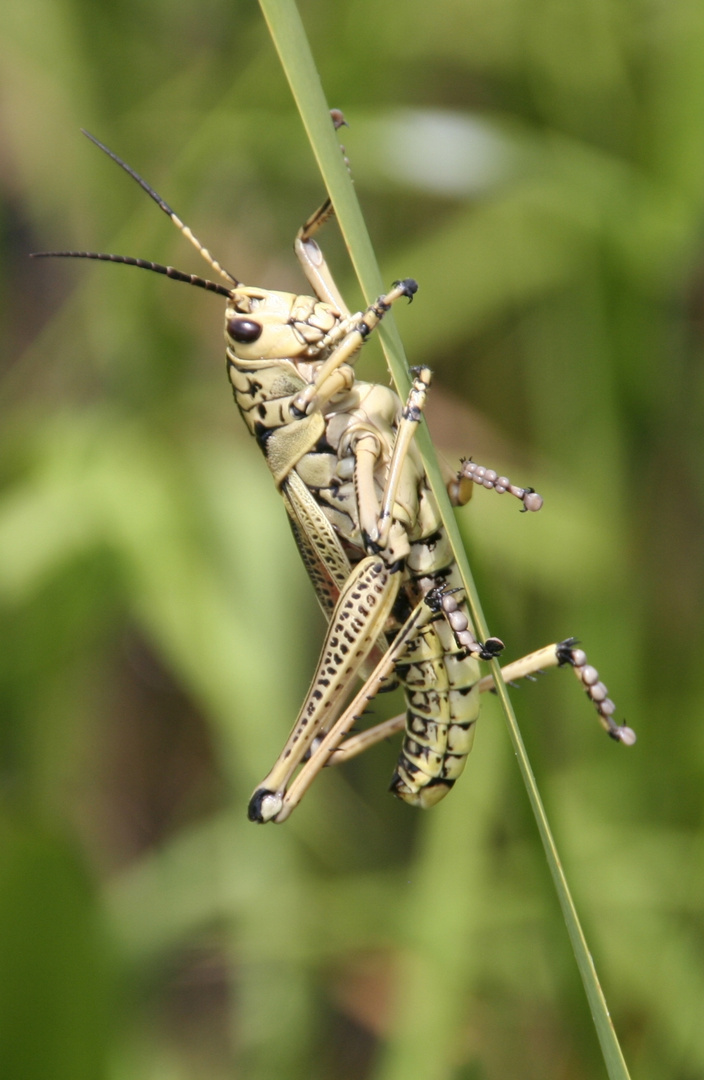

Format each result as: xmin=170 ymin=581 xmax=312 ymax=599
xmin=81 ymin=130 xmax=240 ymax=287
xmin=29 ymin=250 xmax=233 ymax=298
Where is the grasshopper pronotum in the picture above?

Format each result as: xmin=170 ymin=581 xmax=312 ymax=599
xmin=32 ymin=123 xmax=635 ymax=823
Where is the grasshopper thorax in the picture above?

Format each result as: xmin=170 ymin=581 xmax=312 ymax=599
xmin=225 ymin=287 xmax=341 ymax=363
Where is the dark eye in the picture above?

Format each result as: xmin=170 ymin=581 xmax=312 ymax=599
xmin=227 ymin=317 xmax=262 ymax=344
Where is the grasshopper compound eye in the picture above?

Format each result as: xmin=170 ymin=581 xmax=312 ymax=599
xmin=227 ymin=317 xmax=263 ymax=343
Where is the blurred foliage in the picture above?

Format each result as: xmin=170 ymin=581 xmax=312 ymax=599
xmin=1 ymin=0 xmax=703 ymax=1078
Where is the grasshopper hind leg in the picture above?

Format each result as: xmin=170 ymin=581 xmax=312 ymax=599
xmin=248 ymin=789 xmax=284 ymax=824
xmin=247 ymin=555 xmax=402 ymax=823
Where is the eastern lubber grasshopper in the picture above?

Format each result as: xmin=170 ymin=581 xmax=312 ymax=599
xmin=31 ymin=123 xmax=635 ymax=823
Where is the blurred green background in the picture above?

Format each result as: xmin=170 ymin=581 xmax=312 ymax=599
xmin=1 ymin=0 xmax=703 ymax=1077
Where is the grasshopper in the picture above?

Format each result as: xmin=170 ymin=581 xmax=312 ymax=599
xmin=32 ymin=124 xmax=635 ymax=824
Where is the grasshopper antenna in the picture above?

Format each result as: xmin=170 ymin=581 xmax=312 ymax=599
xmin=30 ymin=131 xmax=239 ymax=293
xmin=28 ymin=248 xmax=233 ymax=297
xmin=34 ymin=130 xmax=239 ymax=288
xmin=80 ymin=130 xmax=239 ymax=285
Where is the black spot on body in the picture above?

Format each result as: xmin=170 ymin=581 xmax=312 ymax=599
xmin=253 ymin=423 xmax=275 ymax=452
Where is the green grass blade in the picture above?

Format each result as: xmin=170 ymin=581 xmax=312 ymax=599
xmin=258 ymin=1 xmax=632 ymax=1075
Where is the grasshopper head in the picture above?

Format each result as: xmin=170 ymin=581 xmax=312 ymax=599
xmin=225 ymin=287 xmax=340 ymax=362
